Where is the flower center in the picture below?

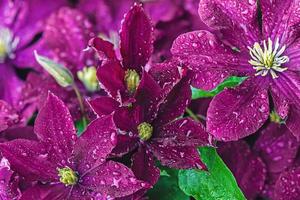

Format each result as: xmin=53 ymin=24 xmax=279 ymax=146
xmin=77 ymin=66 xmax=99 ymax=92
xmin=248 ymin=38 xmax=289 ymax=79
xmin=124 ymin=69 xmax=140 ymax=93
xmin=58 ymin=167 xmax=78 ymax=186
xmin=0 ymin=27 xmax=19 ymax=63
xmin=137 ymin=122 xmax=153 ymax=141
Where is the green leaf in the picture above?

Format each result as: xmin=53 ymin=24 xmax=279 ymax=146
xmin=178 ymin=147 xmax=246 ymax=200
xmin=34 ymin=51 xmax=74 ymax=87
xmin=147 ymin=166 xmax=189 ymax=200
xmin=191 ymin=76 xmax=247 ymax=99
xmin=75 ymin=117 xmax=88 ymax=136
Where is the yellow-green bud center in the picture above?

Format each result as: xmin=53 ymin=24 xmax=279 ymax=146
xmin=137 ymin=122 xmax=153 ymax=141
xmin=77 ymin=66 xmax=99 ymax=92
xmin=270 ymin=111 xmax=283 ymax=124
xmin=58 ymin=167 xmax=78 ymax=186
xmin=124 ymin=69 xmax=140 ymax=93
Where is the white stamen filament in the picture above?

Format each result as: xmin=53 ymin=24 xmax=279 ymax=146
xmin=248 ymin=38 xmax=289 ymax=79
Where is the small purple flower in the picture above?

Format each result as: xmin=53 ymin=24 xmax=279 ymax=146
xmin=218 ymin=140 xmax=266 ymax=200
xmin=171 ymin=0 xmax=300 ymax=141
xmin=0 ymin=93 xmax=148 ymax=199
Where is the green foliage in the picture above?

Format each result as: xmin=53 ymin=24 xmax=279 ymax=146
xmin=191 ymin=76 xmax=247 ymax=99
xmin=75 ymin=118 xmax=88 ymax=136
xmin=178 ymin=147 xmax=246 ymax=200
xmin=147 ymin=166 xmax=189 ymax=200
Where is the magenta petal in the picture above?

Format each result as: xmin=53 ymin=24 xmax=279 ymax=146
xmin=111 ymin=135 xmax=139 ymax=157
xmin=0 ymin=157 xmax=21 ymax=200
xmin=2 ymin=126 xmax=37 ymax=141
xmin=0 ymin=139 xmax=57 ymax=182
xmin=81 ymin=160 xmax=149 ymax=198
xmin=254 ymin=123 xmax=298 ymax=173
xmin=153 ymin=118 xmax=211 ymax=147
xmin=97 ymin=61 xmax=126 ymax=100
xmin=89 ymin=97 xmax=120 ymax=117
xmin=0 ymin=65 xmax=23 ymax=107
xmin=171 ymin=31 xmax=248 ymax=90
xmin=135 ymin=72 xmax=163 ymax=123
xmin=260 ymin=0 xmax=300 ymax=44
xmin=198 ymin=0 xmax=260 ymax=49
xmin=34 ymin=93 xmax=77 ymax=166
xmin=20 ymin=184 xmax=69 ymax=200
xmin=149 ymin=143 xmax=205 ymax=169
xmin=113 ymin=106 xmax=141 ymax=133
xmin=149 ymin=59 xmax=182 ymax=90
xmin=42 ymin=7 xmax=94 ymax=72
xmin=207 ymin=79 xmax=269 ymax=141
xmin=75 ymin=116 xmax=117 ymax=173
xmin=0 ymin=101 xmax=19 ymax=132
xmin=154 ymin=77 xmax=191 ymax=127
xmin=274 ymin=167 xmax=300 ymax=200
xmin=286 ymin=105 xmax=300 ymax=140
xmin=88 ymin=37 xmax=117 ymax=62
xmin=270 ymin=85 xmax=289 ymax=119
xmin=120 ymin=3 xmax=153 ymax=73
xmin=131 ymin=146 xmax=160 ymax=186
xmin=218 ymin=141 xmax=266 ymax=200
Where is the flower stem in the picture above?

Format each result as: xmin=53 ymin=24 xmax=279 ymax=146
xmin=72 ymin=84 xmax=88 ymax=128
xmin=185 ymin=108 xmax=200 ymax=122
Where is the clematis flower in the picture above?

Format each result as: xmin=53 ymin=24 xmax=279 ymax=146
xmin=218 ymin=140 xmax=266 ymax=200
xmin=88 ymin=3 xmax=154 ymax=104
xmin=0 ymin=93 xmax=148 ymax=199
xmin=0 ymin=0 xmax=67 ymax=106
xmin=171 ymin=0 xmax=300 ymax=141
xmin=91 ymin=69 xmax=212 ymax=188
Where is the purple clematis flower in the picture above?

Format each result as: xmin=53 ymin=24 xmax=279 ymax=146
xmin=171 ymin=0 xmax=300 ymax=141
xmin=91 ymin=70 xmax=212 ymax=187
xmin=88 ymin=3 xmax=154 ymax=104
xmin=218 ymin=140 xmax=266 ymax=200
xmin=0 ymin=0 xmax=67 ymax=106
xmin=0 ymin=93 xmax=148 ymax=199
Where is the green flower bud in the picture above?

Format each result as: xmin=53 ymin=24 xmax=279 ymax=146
xmin=124 ymin=69 xmax=140 ymax=93
xmin=77 ymin=66 xmax=99 ymax=92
